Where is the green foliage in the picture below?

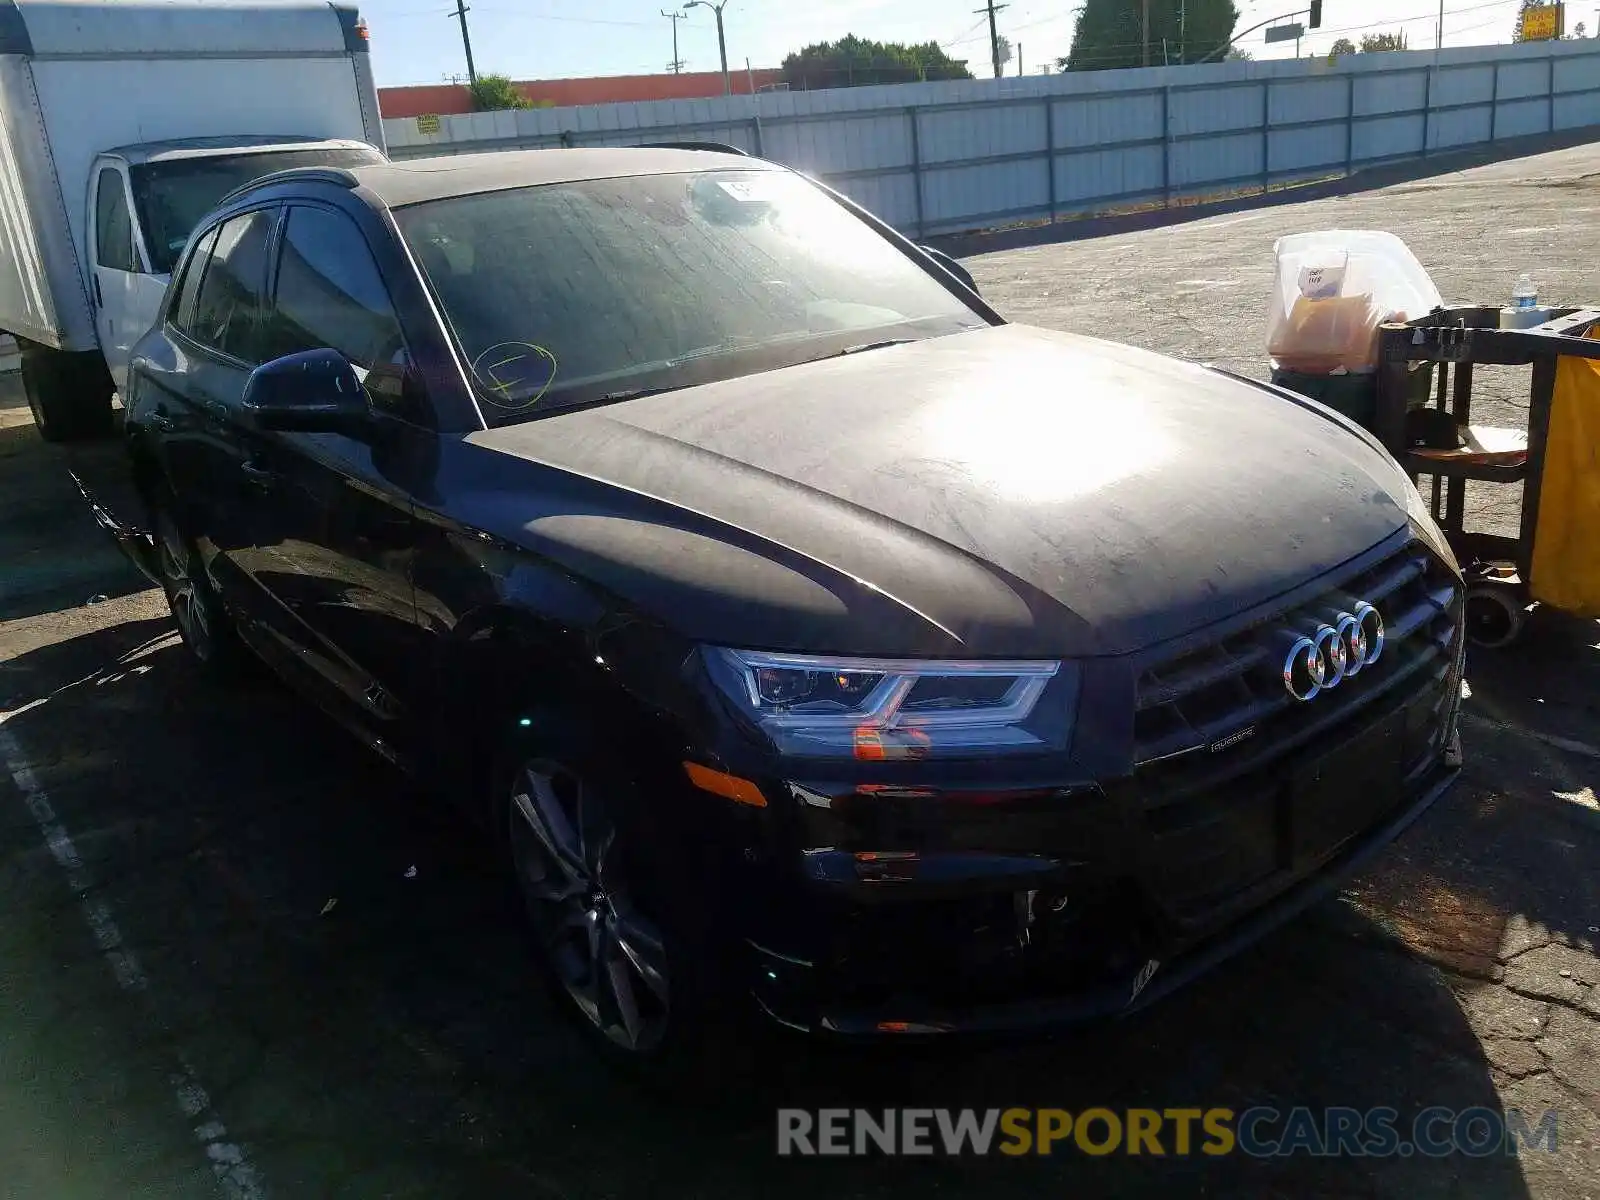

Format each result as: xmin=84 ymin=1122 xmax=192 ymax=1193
xmin=1328 ymin=37 xmax=1357 ymax=56
xmin=781 ymin=34 xmax=975 ymax=89
xmin=1358 ymin=30 xmax=1408 ymax=51
xmin=1058 ymin=0 xmax=1238 ymax=71
xmin=469 ymin=73 xmax=530 ymax=112
xmin=1224 ymin=45 xmax=1253 ymax=60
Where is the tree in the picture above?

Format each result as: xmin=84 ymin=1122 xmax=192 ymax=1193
xmin=781 ymin=35 xmax=973 ymax=89
xmin=996 ymin=34 xmax=1013 ymax=68
xmin=1058 ymin=0 xmax=1238 ymax=72
xmin=1329 ymin=37 xmax=1357 ymax=56
xmin=1514 ymin=0 xmax=1563 ymax=40
xmin=1572 ymin=20 xmax=1588 ymax=37
xmin=1358 ymin=30 xmax=1408 ymax=51
xmin=1224 ymin=45 xmax=1253 ymax=60
xmin=468 ymin=73 xmax=529 ymax=111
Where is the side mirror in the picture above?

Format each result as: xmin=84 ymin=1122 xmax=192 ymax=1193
xmin=241 ymin=348 xmax=370 ymax=436
xmin=919 ymin=245 xmax=978 ymax=296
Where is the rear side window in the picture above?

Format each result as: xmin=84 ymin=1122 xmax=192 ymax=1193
xmin=170 ymin=226 xmax=219 ymax=333
xmin=94 ymin=168 xmax=137 ymax=272
xmin=188 ymin=209 xmax=275 ymax=364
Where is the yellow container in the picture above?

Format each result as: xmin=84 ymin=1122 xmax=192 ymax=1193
xmin=1529 ymin=353 xmax=1600 ymax=616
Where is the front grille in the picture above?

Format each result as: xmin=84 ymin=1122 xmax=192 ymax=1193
xmin=1132 ymin=539 xmax=1463 ymax=806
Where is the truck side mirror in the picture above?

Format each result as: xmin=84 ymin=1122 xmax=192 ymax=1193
xmin=241 ymin=348 xmax=371 ymax=437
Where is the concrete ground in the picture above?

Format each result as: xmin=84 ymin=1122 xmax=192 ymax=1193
xmin=2 ymin=143 xmax=1600 ymax=1199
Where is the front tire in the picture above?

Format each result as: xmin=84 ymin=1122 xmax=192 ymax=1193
xmin=508 ymin=756 xmax=674 ymax=1055
xmin=495 ymin=715 xmax=750 ymax=1077
xmin=19 ymin=343 xmax=115 ymax=443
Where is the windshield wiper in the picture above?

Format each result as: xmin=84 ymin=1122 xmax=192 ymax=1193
xmin=592 ymin=385 xmax=685 ymax=404
xmin=808 ymin=338 xmax=917 ymax=363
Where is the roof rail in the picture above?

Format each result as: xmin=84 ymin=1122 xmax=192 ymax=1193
xmin=216 ymin=166 xmax=361 ymax=208
xmin=637 ymin=140 xmax=751 ymax=156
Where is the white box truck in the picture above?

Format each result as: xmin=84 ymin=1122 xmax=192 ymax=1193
xmin=0 ymin=0 xmax=387 ymax=441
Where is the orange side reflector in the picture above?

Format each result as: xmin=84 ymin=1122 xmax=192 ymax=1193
xmin=683 ymin=762 xmax=767 ymax=808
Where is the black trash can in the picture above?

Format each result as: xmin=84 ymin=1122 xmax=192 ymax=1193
xmin=1270 ymin=363 xmax=1434 ymax=435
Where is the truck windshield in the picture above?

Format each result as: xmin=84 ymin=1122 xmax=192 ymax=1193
xmin=130 ymin=148 xmax=385 ymax=273
xmin=394 ymin=169 xmax=986 ymax=423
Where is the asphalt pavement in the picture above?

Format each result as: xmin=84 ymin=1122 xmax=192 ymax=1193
xmin=2 ymin=141 xmax=1600 ymax=1199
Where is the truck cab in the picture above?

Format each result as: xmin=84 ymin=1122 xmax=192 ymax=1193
xmin=85 ymin=137 xmax=386 ymax=394
xmin=0 ymin=0 xmax=387 ymax=442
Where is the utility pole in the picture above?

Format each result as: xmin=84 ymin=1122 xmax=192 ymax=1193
xmin=1436 ymin=0 xmax=1444 ymax=49
xmin=1142 ymin=0 xmax=1151 ymax=65
xmin=449 ymin=0 xmax=477 ymax=87
xmin=662 ymin=9 xmax=685 ymax=73
xmin=1180 ymin=0 xmax=1186 ymax=64
xmin=684 ymin=0 xmax=730 ymax=95
xmin=974 ymin=0 xmax=1009 ymax=78
xmin=1018 ymin=42 xmax=1023 ymax=74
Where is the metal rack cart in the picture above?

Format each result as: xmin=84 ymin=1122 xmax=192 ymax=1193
xmin=1373 ymin=306 xmax=1600 ymax=648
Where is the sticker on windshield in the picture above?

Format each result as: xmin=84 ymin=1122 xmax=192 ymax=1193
xmin=471 ymin=342 xmax=558 ymax=410
xmin=717 ymin=178 xmax=780 ymax=203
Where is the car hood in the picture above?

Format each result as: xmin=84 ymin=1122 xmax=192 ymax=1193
xmin=464 ymin=324 xmax=1410 ymax=658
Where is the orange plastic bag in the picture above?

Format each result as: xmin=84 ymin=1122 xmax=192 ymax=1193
xmin=1268 ymin=293 xmax=1385 ymax=375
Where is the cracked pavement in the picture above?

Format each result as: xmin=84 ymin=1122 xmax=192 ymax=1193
xmin=2 ymin=142 xmax=1600 ymax=1198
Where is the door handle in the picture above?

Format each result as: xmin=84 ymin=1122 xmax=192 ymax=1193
xmin=240 ymin=460 xmax=278 ymax=488
xmin=93 ymin=274 xmax=103 ymax=309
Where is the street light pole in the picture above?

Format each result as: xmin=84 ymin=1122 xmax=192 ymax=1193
xmin=684 ymin=0 xmax=730 ymax=95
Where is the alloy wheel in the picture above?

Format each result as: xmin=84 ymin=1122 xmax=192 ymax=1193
xmin=156 ymin=513 xmax=214 ymax=661
xmin=509 ymin=760 xmax=671 ymax=1053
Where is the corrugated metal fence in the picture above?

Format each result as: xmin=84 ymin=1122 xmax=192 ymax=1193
xmin=382 ymin=39 xmax=1600 ymax=238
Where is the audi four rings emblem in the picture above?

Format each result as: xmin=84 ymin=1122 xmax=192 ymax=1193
xmin=1281 ymin=602 xmax=1385 ymax=702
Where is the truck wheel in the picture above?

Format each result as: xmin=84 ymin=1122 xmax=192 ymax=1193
xmin=19 ymin=344 xmax=115 ymax=442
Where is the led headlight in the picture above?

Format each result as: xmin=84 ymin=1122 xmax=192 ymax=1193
xmin=705 ymin=648 xmax=1071 ymax=760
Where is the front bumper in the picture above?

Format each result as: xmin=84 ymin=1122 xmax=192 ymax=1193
xmin=723 ymin=574 xmax=1465 ymax=1037
xmin=752 ymin=755 xmax=1457 ymax=1036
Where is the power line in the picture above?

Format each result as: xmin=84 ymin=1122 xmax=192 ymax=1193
xmin=467 ymin=7 xmax=658 ymax=27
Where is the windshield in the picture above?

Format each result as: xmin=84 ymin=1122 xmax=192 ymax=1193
xmin=393 ymin=170 xmax=987 ymax=422
xmin=130 ymin=147 xmax=386 ymax=273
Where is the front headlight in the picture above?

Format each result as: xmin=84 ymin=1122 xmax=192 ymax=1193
xmin=704 ymin=647 xmax=1073 ymax=760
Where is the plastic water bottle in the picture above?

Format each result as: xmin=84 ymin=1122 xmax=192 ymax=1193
xmin=1512 ymin=272 xmax=1538 ymax=310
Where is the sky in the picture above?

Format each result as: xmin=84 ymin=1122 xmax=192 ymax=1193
xmin=353 ymin=0 xmax=1576 ymax=87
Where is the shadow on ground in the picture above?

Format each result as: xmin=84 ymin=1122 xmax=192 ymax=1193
xmin=0 ymin=405 xmax=147 ymax=622
xmin=1346 ymin=616 xmax=1600 ymax=973
xmin=0 ymin=615 xmax=1552 ymax=1198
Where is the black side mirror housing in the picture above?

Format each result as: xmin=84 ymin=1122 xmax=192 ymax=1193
xmin=919 ymin=245 xmax=978 ymax=296
xmin=242 ymin=348 xmax=370 ymax=436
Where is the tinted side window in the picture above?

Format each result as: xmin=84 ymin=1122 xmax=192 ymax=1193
xmin=265 ymin=206 xmax=414 ymax=417
xmin=265 ymin=207 xmax=404 ymax=371
xmin=94 ymin=169 xmax=137 ymax=272
xmin=189 ymin=209 xmax=275 ymax=364
xmin=170 ymin=226 xmax=219 ymax=334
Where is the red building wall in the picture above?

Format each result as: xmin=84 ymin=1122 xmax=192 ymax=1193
xmin=379 ymin=69 xmax=786 ymax=119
